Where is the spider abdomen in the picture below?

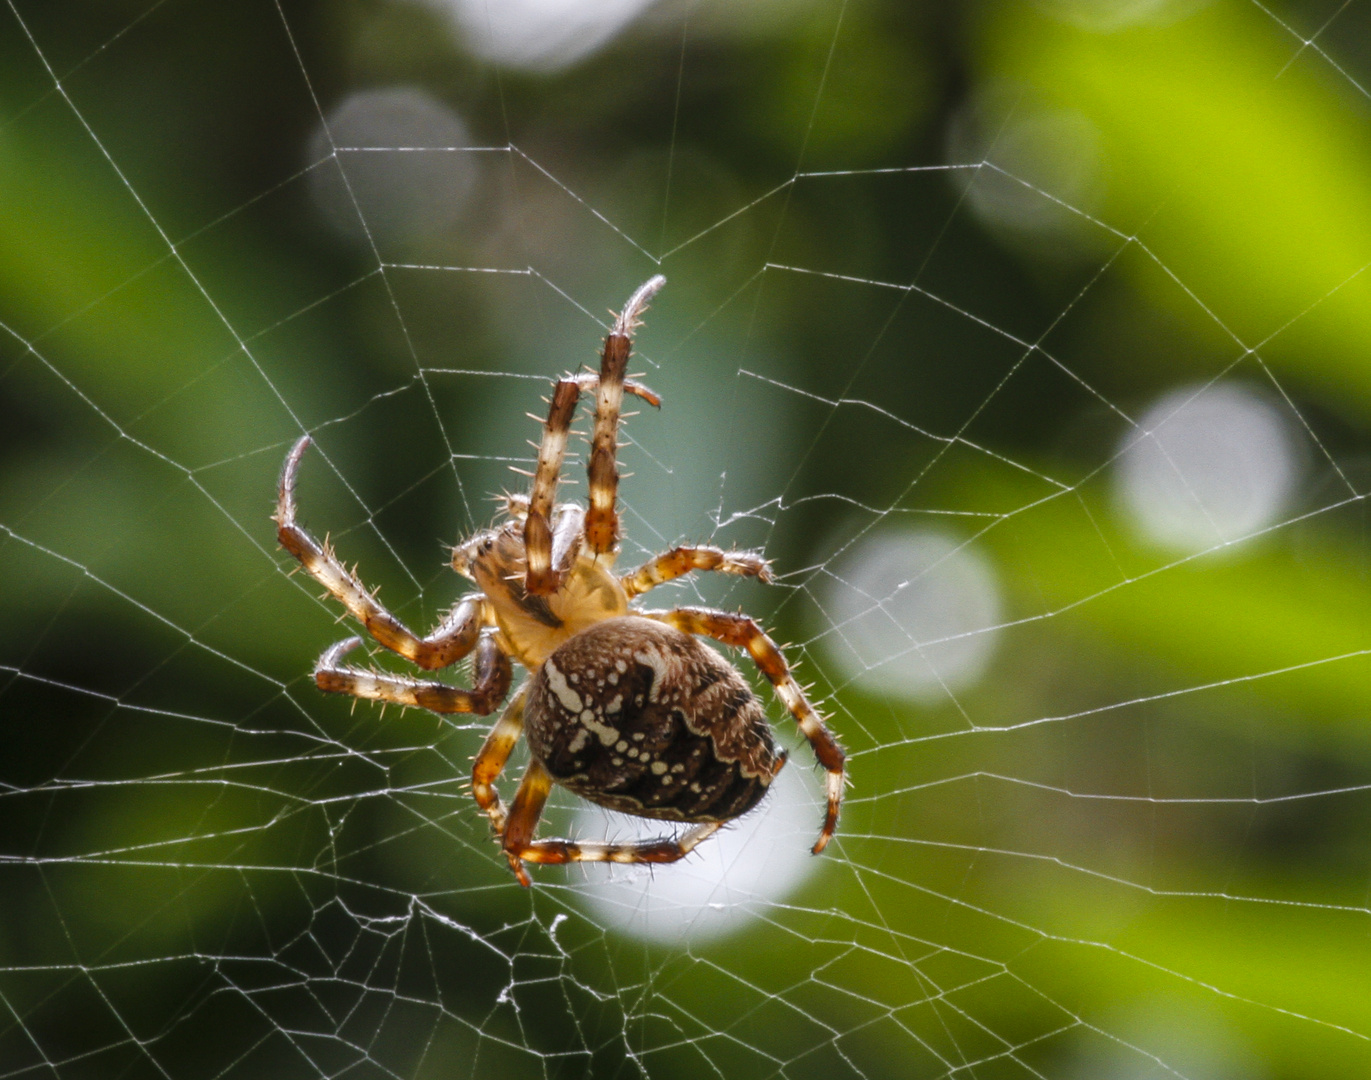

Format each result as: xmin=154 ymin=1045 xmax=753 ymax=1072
xmin=524 ymin=616 xmax=785 ymax=823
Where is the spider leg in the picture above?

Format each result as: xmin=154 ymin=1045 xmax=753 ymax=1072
xmin=314 ymin=628 xmax=511 ymax=714
xmin=523 ymin=378 xmax=580 ymax=595
xmin=570 ymin=371 xmax=661 ymax=409
xmin=523 ymin=372 xmax=661 ymax=596
xmin=276 ymin=436 xmax=483 ymax=670
xmin=571 ymin=371 xmax=661 ymax=409
xmin=500 ymin=758 xmax=723 ymax=888
xmin=639 ymin=607 xmax=845 ymax=855
xmin=621 ymin=545 xmax=773 ymax=600
xmin=585 ymin=275 xmax=666 ymax=557
xmin=471 ymin=684 xmax=526 ymax=836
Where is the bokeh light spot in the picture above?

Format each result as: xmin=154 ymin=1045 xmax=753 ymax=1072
xmin=1115 ymin=382 xmax=1300 ymax=554
xmin=823 ymin=529 xmax=1003 ymax=704
xmin=422 ymin=0 xmax=659 ymax=72
xmin=308 ymin=86 xmax=477 ymax=248
xmin=948 ymin=83 xmax=1106 ymax=250
xmin=573 ymin=758 xmax=820 ymax=943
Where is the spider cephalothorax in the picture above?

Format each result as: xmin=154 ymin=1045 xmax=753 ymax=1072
xmin=275 ymin=276 xmax=845 ymax=886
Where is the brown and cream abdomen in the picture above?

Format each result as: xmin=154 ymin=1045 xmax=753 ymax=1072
xmin=524 ymin=617 xmax=786 ymax=822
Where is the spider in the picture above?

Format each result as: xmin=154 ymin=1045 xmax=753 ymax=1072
xmin=274 ymin=276 xmax=845 ymax=886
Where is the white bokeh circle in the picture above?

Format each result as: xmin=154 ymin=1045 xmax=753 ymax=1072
xmin=947 ymin=83 xmax=1106 ymax=249
xmin=308 ymin=86 xmax=478 ymax=247
xmin=1115 ymin=382 xmax=1300 ymax=554
xmin=573 ymin=756 xmax=822 ymax=943
xmin=823 ymin=529 xmax=1003 ymax=704
xmin=420 ymin=0 xmax=659 ymax=72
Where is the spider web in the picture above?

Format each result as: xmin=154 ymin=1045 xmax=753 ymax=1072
xmin=3 ymin=0 xmax=1371 ymax=1077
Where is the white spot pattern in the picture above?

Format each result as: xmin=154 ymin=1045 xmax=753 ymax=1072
xmin=633 ymin=648 xmax=670 ymax=702
xmin=544 ymin=661 xmax=583 ymax=712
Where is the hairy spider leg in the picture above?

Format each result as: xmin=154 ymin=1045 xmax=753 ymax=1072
xmin=641 ymin=606 xmax=846 ymax=854
xmin=275 ymin=435 xmax=486 ymax=669
xmin=314 ymin=629 xmax=511 ymax=714
xmin=500 ymin=757 xmax=723 ymax=888
xmin=575 ymin=371 xmax=661 ymax=410
xmin=523 ymin=371 xmax=662 ymax=596
xmin=585 ymin=274 xmax=666 ymax=557
xmin=620 ymin=545 xmax=774 ymax=600
xmin=523 ymin=379 xmax=580 ymax=595
xmin=471 ymin=685 xmax=527 ymax=836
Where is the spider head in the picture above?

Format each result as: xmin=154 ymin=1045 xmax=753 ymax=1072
xmin=454 ymin=503 xmax=631 ymax=670
xmin=452 ymin=519 xmax=523 ymax=594
xmin=450 ymin=527 xmax=498 ymax=580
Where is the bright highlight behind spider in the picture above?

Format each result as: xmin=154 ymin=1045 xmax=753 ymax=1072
xmin=572 ymin=757 xmax=823 ymax=943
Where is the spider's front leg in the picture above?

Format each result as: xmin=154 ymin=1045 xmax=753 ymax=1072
xmin=522 ymin=366 xmax=662 ymax=595
xmin=642 ymin=606 xmax=846 ymax=855
xmin=275 ymin=435 xmax=482 ymax=669
xmin=499 ymin=758 xmax=723 ymax=888
xmin=585 ymin=275 xmax=665 ymax=556
xmin=314 ymin=628 xmax=512 ymax=713
xmin=523 ymin=277 xmax=670 ymax=595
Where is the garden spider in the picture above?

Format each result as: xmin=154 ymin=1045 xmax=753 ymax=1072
xmin=274 ymin=276 xmax=845 ymax=886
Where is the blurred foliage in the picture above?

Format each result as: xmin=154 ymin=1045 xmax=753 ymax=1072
xmin=3 ymin=0 xmax=1371 ymax=1078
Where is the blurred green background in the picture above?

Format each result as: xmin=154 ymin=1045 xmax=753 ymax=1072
xmin=3 ymin=0 xmax=1371 ymax=1077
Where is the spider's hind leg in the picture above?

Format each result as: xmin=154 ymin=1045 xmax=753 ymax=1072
xmin=500 ymin=758 xmax=722 ymax=887
xmin=642 ymin=606 xmax=846 ymax=855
